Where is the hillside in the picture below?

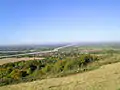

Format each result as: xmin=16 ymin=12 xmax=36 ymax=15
xmin=1 ymin=62 xmax=120 ymax=90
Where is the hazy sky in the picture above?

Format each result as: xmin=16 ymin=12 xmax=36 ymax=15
xmin=0 ymin=0 xmax=120 ymax=45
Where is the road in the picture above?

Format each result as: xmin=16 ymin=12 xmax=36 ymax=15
xmin=0 ymin=44 xmax=76 ymax=58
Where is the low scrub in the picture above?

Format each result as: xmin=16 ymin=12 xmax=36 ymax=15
xmin=0 ymin=54 xmax=99 ymax=86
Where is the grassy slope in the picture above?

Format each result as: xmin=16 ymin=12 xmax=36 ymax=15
xmin=1 ymin=62 xmax=120 ymax=90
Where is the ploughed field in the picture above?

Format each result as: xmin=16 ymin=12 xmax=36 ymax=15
xmin=0 ymin=57 xmax=44 ymax=65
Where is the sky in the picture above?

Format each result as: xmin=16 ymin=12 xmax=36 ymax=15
xmin=0 ymin=0 xmax=120 ymax=45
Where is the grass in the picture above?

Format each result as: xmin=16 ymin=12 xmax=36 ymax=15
xmin=1 ymin=61 xmax=120 ymax=90
xmin=0 ymin=57 xmax=43 ymax=65
xmin=0 ymin=54 xmax=120 ymax=90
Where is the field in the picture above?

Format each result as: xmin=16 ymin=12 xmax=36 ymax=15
xmin=0 ymin=57 xmax=44 ymax=65
xmin=1 ymin=61 xmax=120 ymax=90
xmin=1 ymin=44 xmax=120 ymax=90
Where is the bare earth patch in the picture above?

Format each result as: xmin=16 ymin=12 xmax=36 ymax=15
xmin=1 ymin=62 xmax=120 ymax=90
xmin=0 ymin=57 xmax=44 ymax=65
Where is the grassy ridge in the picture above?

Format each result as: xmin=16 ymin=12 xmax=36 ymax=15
xmin=0 ymin=54 xmax=98 ymax=86
xmin=1 ymin=50 xmax=120 ymax=89
xmin=1 ymin=55 xmax=120 ymax=90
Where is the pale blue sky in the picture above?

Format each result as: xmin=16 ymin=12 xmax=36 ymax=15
xmin=0 ymin=0 xmax=120 ymax=45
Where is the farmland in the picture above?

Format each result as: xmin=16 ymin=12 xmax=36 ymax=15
xmin=0 ymin=43 xmax=120 ymax=90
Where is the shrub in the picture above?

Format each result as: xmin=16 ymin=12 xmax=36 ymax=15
xmin=0 ymin=54 xmax=99 ymax=86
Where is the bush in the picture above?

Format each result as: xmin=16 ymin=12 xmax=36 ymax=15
xmin=0 ymin=54 xmax=98 ymax=86
xmin=41 ymin=64 xmax=53 ymax=74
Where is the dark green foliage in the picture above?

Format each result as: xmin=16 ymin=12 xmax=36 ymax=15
xmin=0 ymin=54 xmax=98 ymax=86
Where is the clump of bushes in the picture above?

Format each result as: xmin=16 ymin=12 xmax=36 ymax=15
xmin=0 ymin=54 xmax=98 ymax=86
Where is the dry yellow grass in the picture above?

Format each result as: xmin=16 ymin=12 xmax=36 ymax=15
xmin=0 ymin=57 xmax=44 ymax=65
xmin=1 ymin=62 xmax=120 ymax=90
